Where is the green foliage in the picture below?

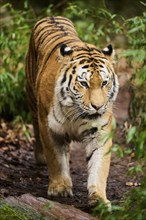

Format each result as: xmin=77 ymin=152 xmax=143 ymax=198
xmin=109 ymin=8 xmax=146 ymax=169
xmin=43 ymin=202 xmax=53 ymax=210
xmin=124 ymin=11 xmax=146 ymax=48
xmin=0 ymin=3 xmax=35 ymax=120
xmin=62 ymin=3 xmax=122 ymax=45
xmin=126 ymin=126 xmax=137 ymax=144
xmin=92 ymin=177 xmax=146 ymax=220
xmin=0 ymin=203 xmax=27 ymax=220
xmin=124 ymin=10 xmax=146 ymax=164
xmin=0 ymin=202 xmax=46 ymax=220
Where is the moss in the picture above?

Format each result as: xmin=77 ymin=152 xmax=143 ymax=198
xmin=0 ymin=203 xmax=28 ymax=220
xmin=0 ymin=202 xmax=45 ymax=220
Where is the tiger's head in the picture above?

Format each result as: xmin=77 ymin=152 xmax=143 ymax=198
xmin=56 ymin=44 xmax=119 ymax=119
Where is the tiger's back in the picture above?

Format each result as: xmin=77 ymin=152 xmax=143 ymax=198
xmin=26 ymin=16 xmax=119 ymax=208
xmin=26 ymin=16 xmax=81 ymax=115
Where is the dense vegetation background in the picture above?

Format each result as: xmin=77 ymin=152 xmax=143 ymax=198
xmin=0 ymin=0 xmax=146 ymax=219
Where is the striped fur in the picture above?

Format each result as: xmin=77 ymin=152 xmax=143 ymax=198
xmin=25 ymin=16 xmax=119 ymax=208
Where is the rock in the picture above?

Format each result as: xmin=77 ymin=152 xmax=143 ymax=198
xmin=4 ymin=193 xmax=97 ymax=220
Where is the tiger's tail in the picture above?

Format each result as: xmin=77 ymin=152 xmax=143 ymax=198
xmin=25 ymin=34 xmax=45 ymax=164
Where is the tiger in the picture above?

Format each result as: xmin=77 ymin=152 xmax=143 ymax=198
xmin=25 ymin=16 xmax=119 ymax=208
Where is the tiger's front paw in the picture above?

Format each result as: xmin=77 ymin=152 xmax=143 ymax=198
xmin=89 ymin=192 xmax=111 ymax=210
xmin=88 ymin=186 xmax=111 ymax=210
xmin=47 ymin=176 xmax=73 ymax=197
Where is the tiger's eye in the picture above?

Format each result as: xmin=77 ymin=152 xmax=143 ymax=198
xmin=102 ymin=80 xmax=108 ymax=87
xmin=80 ymin=81 xmax=89 ymax=88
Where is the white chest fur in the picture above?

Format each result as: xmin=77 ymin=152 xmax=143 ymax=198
xmin=47 ymin=101 xmax=109 ymax=142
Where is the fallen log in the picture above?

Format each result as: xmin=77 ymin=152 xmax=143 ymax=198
xmin=4 ymin=194 xmax=98 ymax=220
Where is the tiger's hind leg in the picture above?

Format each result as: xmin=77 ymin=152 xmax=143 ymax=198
xmin=25 ymin=76 xmax=45 ymax=164
xmin=32 ymin=116 xmax=46 ymax=164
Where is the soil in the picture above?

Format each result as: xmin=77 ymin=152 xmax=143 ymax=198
xmin=0 ymin=57 xmax=142 ymax=213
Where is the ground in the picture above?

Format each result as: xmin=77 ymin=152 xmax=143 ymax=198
xmin=0 ymin=57 xmax=142 ymax=213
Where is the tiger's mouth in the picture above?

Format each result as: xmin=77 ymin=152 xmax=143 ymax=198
xmin=79 ymin=103 xmax=107 ymax=119
xmin=80 ymin=112 xmax=102 ymax=120
xmin=72 ymin=102 xmax=107 ymax=120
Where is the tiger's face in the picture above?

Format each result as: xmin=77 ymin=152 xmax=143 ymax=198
xmin=57 ymin=44 xmax=119 ymax=118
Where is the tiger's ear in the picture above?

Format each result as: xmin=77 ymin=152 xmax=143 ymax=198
xmin=102 ymin=44 xmax=115 ymax=60
xmin=60 ymin=44 xmax=73 ymax=56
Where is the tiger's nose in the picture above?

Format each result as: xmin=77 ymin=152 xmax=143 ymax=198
xmin=91 ymin=104 xmax=103 ymax=111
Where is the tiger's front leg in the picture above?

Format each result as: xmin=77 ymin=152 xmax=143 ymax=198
xmin=39 ymin=119 xmax=73 ymax=197
xmin=85 ymin=135 xmax=112 ymax=209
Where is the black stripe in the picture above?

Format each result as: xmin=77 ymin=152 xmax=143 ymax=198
xmin=35 ymin=25 xmax=50 ymax=38
xmin=74 ymin=53 xmax=90 ymax=58
xmin=54 ymin=16 xmax=73 ymax=23
xmin=26 ymin=37 xmax=37 ymax=84
xmin=26 ymin=84 xmax=36 ymax=108
xmin=52 ymin=105 xmax=61 ymax=124
xmin=99 ymin=64 xmax=104 ymax=68
xmin=50 ymin=129 xmax=70 ymax=146
xmin=86 ymin=148 xmax=98 ymax=162
xmin=92 ymin=55 xmax=107 ymax=60
xmin=92 ymin=48 xmax=102 ymax=53
xmin=61 ymin=70 xmax=67 ymax=84
xmin=109 ymin=91 xmax=114 ymax=99
xmin=55 ymin=21 xmax=75 ymax=29
xmin=34 ymin=18 xmax=49 ymax=30
xmin=113 ymin=73 xmax=116 ymax=86
xmin=61 ymin=88 xmax=65 ymax=97
xmin=72 ymin=66 xmax=76 ymax=74
xmin=75 ymin=47 xmax=89 ymax=52
xmin=68 ymin=74 xmax=72 ymax=88
xmin=38 ymin=31 xmax=66 ymax=48
xmin=75 ymin=53 xmax=90 ymax=58
xmin=50 ymin=16 xmax=76 ymax=32
xmin=101 ymin=120 xmax=109 ymax=129
xmin=35 ymin=29 xmax=51 ymax=48
xmin=79 ymin=59 xmax=90 ymax=64
xmin=73 ymin=47 xmax=101 ymax=54
xmin=97 ymin=59 xmax=105 ymax=64
xmin=38 ymin=32 xmax=68 ymax=51
xmin=109 ymin=73 xmax=116 ymax=100
xmin=81 ymin=112 xmax=101 ymax=120
xmin=35 ymin=19 xmax=73 ymax=32
xmin=36 ymin=27 xmax=59 ymax=42
xmin=52 ymin=16 xmax=74 ymax=26
xmin=82 ymin=127 xmax=98 ymax=136
xmin=82 ymin=65 xmax=89 ymax=68
xmin=79 ymin=121 xmax=88 ymax=127
xmin=107 ymin=66 xmax=111 ymax=73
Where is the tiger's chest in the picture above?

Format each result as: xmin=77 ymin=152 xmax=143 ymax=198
xmin=47 ymin=104 xmax=109 ymax=143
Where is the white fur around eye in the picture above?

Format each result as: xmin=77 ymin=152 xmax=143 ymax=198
xmin=100 ymin=66 xmax=109 ymax=81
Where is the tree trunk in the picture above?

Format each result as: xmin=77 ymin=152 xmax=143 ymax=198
xmin=4 ymin=193 xmax=98 ymax=220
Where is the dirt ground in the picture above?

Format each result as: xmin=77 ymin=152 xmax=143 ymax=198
xmin=0 ymin=58 xmax=142 ymax=213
